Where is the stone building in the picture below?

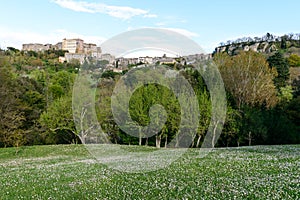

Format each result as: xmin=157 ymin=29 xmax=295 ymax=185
xmin=138 ymin=56 xmax=153 ymax=64
xmin=83 ymin=43 xmax=102 ymax=57
xmin=22 ymin=42 xmax=63 ymax=52
xmin=62 ymin=38 xmax=84 ymax=53
xmin=64 ymin=53 xmax=86 ymax=64
xmin=100 ymin=53 xmax=115 ymax=64
xmin=54 ymin=42 xmax=62 ymax=50
xmin=22 ymin=43 xmax=50 ymax=52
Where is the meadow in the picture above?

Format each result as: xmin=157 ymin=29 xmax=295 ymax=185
xmin=0 ymin=145 xmax=299 ymax=199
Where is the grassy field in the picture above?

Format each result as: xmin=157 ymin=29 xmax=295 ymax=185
xmin=0 ymin=145 xmax=299 ymax=199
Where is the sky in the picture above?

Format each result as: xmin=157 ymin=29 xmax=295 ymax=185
xmin=0 ymin=0 xmax=300 ymax=53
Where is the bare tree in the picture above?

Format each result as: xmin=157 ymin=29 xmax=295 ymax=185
xmin=214 ymin=51 xmax=278 ymax=110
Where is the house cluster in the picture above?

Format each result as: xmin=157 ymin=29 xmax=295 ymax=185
xmin=109 ymin=53 xmax=212 ymax=73
xmin=22 ymin=38 xmax=212 ymax=72
xmin=116 ymin=54 xmax=212 ymax=67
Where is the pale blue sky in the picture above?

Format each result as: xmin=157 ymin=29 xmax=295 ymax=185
xmin=0 ymin=0 xmax=299 ymax=53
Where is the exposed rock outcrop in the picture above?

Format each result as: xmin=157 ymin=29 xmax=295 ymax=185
xmin=214 ymin=41 xmax=279 ymax=55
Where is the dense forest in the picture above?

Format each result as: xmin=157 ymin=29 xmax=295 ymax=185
xmin=0 ymin=35 xmax=300 ymax=148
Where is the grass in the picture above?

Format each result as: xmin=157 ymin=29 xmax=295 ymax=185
xmin=0 ymin=144 xmax=299 ymax=199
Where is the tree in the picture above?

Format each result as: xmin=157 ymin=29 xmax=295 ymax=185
xmin=278 ymin=85 xmax=293 ymax=104
xmin=288 ymin=54 xmax=300 ymax=68
xmin=240 ymin=106 xmax=267 ymax=146
xmin=195 ymin=90 xmax=211 ymax=148
xmin=129 ymin=83 xmax=180 ymax=148
xmin=129 ymin=85 xmax=152 ymax=146
xmin=30 ymin=59 xmax=43 ymax=67
xmin=182 ymin=69 xmax=212 ymax=148
xmin=264 ymin=106 xmax=299 ymax=145
xmin=73 ymin=73 xmax=110 ymax=145
xmin=39 ymin=94 xmax=79 ymax=144
xmin=267 ymin=52 xmax=290 ymax=89
xmin=50 ymin=70 xmax=75 ymax=96
xmin=286 ymin=96 xmax=300 ymax=127
xmin=0 ymin=68 xmax=27 ymax=148
xmin=219 ymin=105 xmax=240 ymax=147
xmin=215 ymin=51 xmax=278 ymax=110
xmin=38 ymin=69 xmax=76 ymax=106
xmin=265 ymin=33 xmax=274 ymax=42
xmin=96 ymin=78 xmax=120 ymax=144
xmin=280 ymin=35 xmax=288 ymax=49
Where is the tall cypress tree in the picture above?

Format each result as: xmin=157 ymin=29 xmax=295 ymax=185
xmin=267 ymin=52 xmax=290 ymax=89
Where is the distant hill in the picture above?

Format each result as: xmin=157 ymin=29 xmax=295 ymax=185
xmin=214 ymin=33 xmax=300 ymax=57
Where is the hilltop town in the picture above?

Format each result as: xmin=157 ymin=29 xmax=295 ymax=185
xmin=22 ymin=38 xmax=212 ymax=72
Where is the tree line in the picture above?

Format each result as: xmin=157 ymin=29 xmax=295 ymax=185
xmin=219 ymin=32 xmax=300 ymax=46
xmin=0 ymin=47 xmax=299 ymax=149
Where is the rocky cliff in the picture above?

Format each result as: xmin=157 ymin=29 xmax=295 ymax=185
xmin=214 ymin=34 xmax=300 ymax=56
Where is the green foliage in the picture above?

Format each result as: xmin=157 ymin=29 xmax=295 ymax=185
xmin=101 ymin=70 xmax=120 ymax=79
xmin=39 ymin=94 xmax=78 ymax=144
xmin=0 ymin=47 xmax=299 ymax=148
xmin=97 ymin=59 xmax=109 ymax=68
xmin=0 ymin=68 xmax=26 ymax=147
xmin=278 ymin=85 xmax=293 ymax=103
xmin=30 ymin=59 xmax=43 ymax=67
xmin=218 ymin=105 xmax=240 ymax=147
xmin=46 ymin=49 xmax=68 ymax=57
xmin=129 ymin=83 xmax=181 ymax=147
xmin=181 ymin=69 xmax=212 ymax=147
xmin=240 ymin=106 xmax=268 ymax=146
xmin=96 ymin=79 xmax=120 ymax=144
xmin=280 ymin=35 xmax=288 ymax=49
xmin=264 ymin=107 xmax=299 ymax=144
xmin=267 ymin=52 xmax=290 ymax=88
xmin=288 ymin=54 xmax=300 ymax=67
xmin=286 ymin=96 xmax=300 ymax=127
xmin=26 ymin=50 xmax=38 ymax=57
xmin=0 ymin=50 xmax=79 ymax=147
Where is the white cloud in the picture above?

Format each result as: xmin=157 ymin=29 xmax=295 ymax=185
xmin=127 ymin=26 xmax=134 ymax=31
xmin=52 ymin=0 xmax=157 ymax=20
xmin=51 ymin=0 xmax=95 ymax=13
xmin=143 ymin=14 xmax=158 ymax=18
xmin=160 ymin=28 xmax=199 ymax=38
xmin=135 ymin=26 xmax=199 ymax=38
xmin=155 ymin=16 xmax=187 ymax=27
xmin=155 ymin=22 xmax=166 ymax=26
xmin=0 ymin=26 xmax=106 ymax=49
